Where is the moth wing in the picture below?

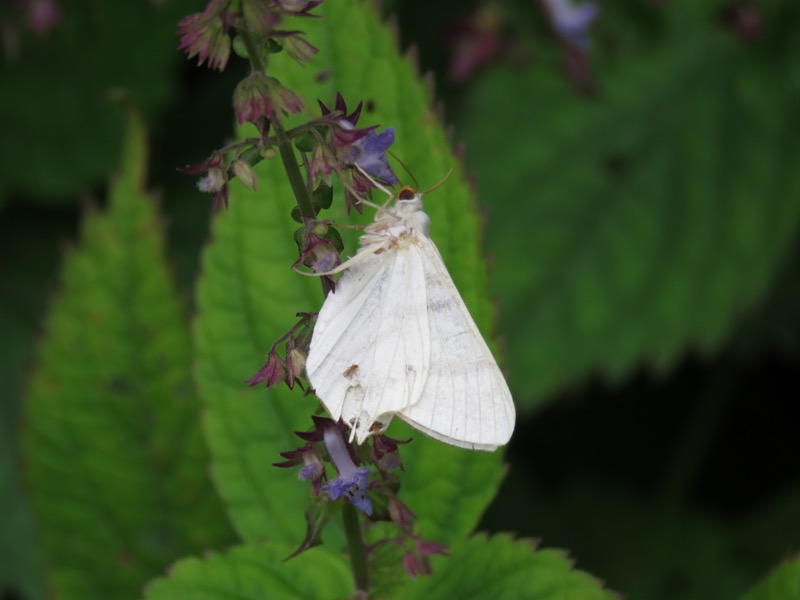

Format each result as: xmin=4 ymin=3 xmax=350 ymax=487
xmin=307 ymin=245 xmax=431 ymax=443
xmin=396 ymin=237 xmax=515 ymax=451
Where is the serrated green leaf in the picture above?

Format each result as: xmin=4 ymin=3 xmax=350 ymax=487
xmin=488 ymin=477 xmax=752 ymax=600
xmin=141 ymin=542 xmax=351 ymax=600
xmin=459 ymin=16 xmax=800 ymax=410
xmin=405 ymin=534 xmax=617 ymax=600
xmin=742 ymin=555 xmax=800 ymax=600
xmin=22 ymin=112 xmax=233 ymax=599
xmin=194 ymin=0 xmax=506 ymax=549
xmin=0 ymin=0 xmax=199 ymax=200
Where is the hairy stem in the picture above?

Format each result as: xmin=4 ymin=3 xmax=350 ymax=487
xmin=342 ymin=503 xmax=369 ymax=594
xmin=239 ymin=29 xmax=266 ymax=73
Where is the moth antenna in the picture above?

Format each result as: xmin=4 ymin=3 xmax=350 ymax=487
xmin=354 ymin=164 xmax=394 ymax=205
xmin=352 ymin=165 xmax=400 ymax=219
xmin=388 ymin=150 xmax=419 ymax=191
xmin=422 ymin=168 xmax=454 ymax=196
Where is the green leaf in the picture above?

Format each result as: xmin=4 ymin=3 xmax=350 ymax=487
xmin=486 ymin=477 xmax=752 ymax=600
xmin=22 ymin=111 xmax=234 ymax=599
xmin=142 ymin=542 xmax=352 ymax=600
xmin=458 ymin=12 xmax=800 ymax=410
xmin=0 ymin=207 xmax=69 ymax=600
xmin=742 ymin=555 xmax=800 ymax=600
xmin=406 ymin=534 xmax=617 ymax=600
xmin=194 ymin=0 xmax=507 ymax=551
xmin=0 ymin=0 xmax=199 ymax=200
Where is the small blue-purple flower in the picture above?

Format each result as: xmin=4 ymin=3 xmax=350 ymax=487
xmin=541 ymin=0 xmax=599 ymax=50
xmin=321 ymin=424 xmax=372 ymax=515
xmin=340 ymin=123 xmax=399 ymax=185
xmin=273 ymin=444 xmax=325 ymax=494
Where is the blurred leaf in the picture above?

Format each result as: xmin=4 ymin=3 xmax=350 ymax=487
xmin=459 ymin=8 xmax=800 ymax=410
xmin=0 ymin=0 xmax=198 ymax=200
xmin=483 ymin=474 xmax=785 ymax=600
xmin=733 ymin=485 xmax=800 ymax=583
xmin=730 ymin=235 xmax=800 ymax=356
xmin=0 ymin=448 xmax=45 ymax=600
xmin=405 ymin=534 xmax=617 ymax=599
xmin=0 ymin=206 xmax=72 ymax=600
xmin=741 ymin=555 xmax=800 ymax=600
xmin=194 ymin=0 xmax=506 ymax=550
xmin=141 ymin=542 xmax=351 ymax=600
xmin=22 ymin=111 xmax=234 ymax=599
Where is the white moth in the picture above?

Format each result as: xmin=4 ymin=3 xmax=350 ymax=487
xmin=306 ymin=185 xmax=515 ymax=451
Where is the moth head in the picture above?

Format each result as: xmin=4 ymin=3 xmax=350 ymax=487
xmin=396 ymin=185 xmax=423 ymax=211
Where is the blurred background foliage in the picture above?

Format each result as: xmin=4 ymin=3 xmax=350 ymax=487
xmin=0 ymin=0 xmax=798 ymax=599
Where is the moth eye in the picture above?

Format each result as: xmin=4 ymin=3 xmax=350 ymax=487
xmin=398 ymin=187 xmax=416 ymax=200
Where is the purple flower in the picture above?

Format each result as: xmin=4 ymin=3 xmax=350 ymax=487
xmin=402 ymin=539 xmax=448 ymax=578
xmin=340 ymin=124 xmax=399 ymax=185
xmin=273 ymin=444 xmax=325 ymax=494
xmin=244 ymin=350 xmax=285 ymax=388
xmin=541 ymin=0 xmax=599 ymax=50
xmin=403 ymin=551 xmax=432 ymax=578
xmin=445 ymin=7 xmax=507 ymax=82
xmin=372 ymin=433 xmax=410 ymax=472
xmin=233 ymin=72 xmax=304 ymax=126
xmin=177 ymin=0 xmax=232 ymax=71
xmin=281 ymin=33 xmax=319 ymax=64
xmin=316 ymin=93 xmax=399 ymax=212
xmin=274 ymin=0 xmax=323 ymax=17
xmin=26 ymin=0 xmax=62 ymax=36
xmin=321 ymin=425 xmax=372 ymax=515
xmin=387 ymin=497 xmax=416 ymax=528
xmin=179 ymin=154 xmax=230 ymax=210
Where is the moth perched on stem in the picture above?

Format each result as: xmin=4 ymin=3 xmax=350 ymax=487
xmin=305 ymin=174 xmax=516 ymax=450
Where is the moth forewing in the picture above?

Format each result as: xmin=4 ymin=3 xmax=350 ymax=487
xmin=307 ymin=231 xmax=432 ymax=443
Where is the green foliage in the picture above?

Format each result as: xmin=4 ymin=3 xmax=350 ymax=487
xmin=0 ymin=0 xmax=199 ymax=200
xmin=22 ymin=112 xmax=234 ymax=599
xmin=194 ymin=0 xmax=504 ymax=552
xmin=405 ymin=534 xmax=616 ymax=599
xmin=742 ymin=555 xmax=800 ymax=600
xmin=458 ymin=4 xmax=800 ymax=410
xmin=141 ymin=535 xmax=618 ymax=600
xmin=4 ymin=1 xmax=798 ymax=598
xmin=0 ymin=209 xmax=66 ymax=599
xmin=142 ymin=543 xmax=352 ymax=600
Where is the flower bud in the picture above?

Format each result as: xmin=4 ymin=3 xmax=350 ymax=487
xmin=231 ymin=159 xmax=258 ymax=191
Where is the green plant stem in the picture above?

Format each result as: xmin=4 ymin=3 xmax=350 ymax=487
xmin=238 ymin=28 xmax=327 ymax=295
xmin=342 ymin=503 xmax=369 ymax=594
xmin=237 ymin=29 xmax=316 ymax=221
xmin=239 ymin=29 xmax=265 ymax=73
xmin=275 ymin=122 xmax=317 ymax=221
